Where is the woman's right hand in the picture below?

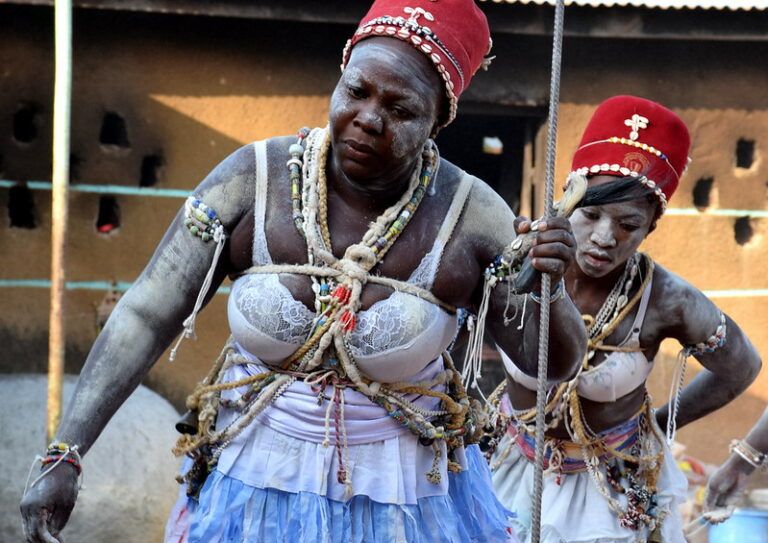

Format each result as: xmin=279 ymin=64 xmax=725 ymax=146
xmin=20 ymin=463 xmax=80 ymax=543
xmin=704 ymin=454 xmax=753 ymax=523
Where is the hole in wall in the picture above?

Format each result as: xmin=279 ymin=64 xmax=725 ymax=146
xmin=139 ymin=154 xmax=164 ymax=187
xmin=96 ymin=196 xmax=120 ymax=234
xmin=13 ymin=103 xmax=40 ymax=144
xmin=99 ymin=112 xmax=130 ymax=148
xmin=70 ymin=153 xmax=82 ymax=183
xmin=692 ymin=177 xmax=714 ymax=210
xmin=736 ymin=139 xmax=755 ymax=169
xmin=8 ymin=183 xmax=37 ymax=228
xmin=734 ymin=216 xmax=753 ymax=246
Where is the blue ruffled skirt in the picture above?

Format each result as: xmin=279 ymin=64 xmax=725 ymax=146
xmin=166 ymin=445 xmax=514 ymax=543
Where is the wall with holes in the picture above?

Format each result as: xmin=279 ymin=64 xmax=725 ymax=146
xmin=2 ymin=4 xmax=768 ymax=464
xmin=0 ymin=5 xmax=338 ymax=409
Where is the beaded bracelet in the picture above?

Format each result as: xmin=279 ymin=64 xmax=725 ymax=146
xmin=528 ymin=279 xmax=565 ymax=304
xmin=730 ymin=438 xmax=767 ymax=471
xmin=40 ymin=455 xmax=82 ymax=474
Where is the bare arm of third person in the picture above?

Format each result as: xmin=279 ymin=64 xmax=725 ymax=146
xmin=704 ymin=406 xmax=768 ymax=520
xmin=19 ymin=144 xmax=258 ymax=543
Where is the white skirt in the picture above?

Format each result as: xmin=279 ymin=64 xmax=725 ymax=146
xmin=490 ymin=426 xmax=688 ymax=543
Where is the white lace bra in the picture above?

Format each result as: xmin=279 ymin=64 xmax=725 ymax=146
xmin=227 ymin=140 xmax=469 ymax=383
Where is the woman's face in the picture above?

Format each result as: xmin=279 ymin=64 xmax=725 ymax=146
xmin=329 ymin=37 xmax=443 ymax=188
xmin=570 ymin=176 xmax=658 ymax=279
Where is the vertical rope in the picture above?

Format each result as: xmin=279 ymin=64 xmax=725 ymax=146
xmin=530 ymin=1 xmax=566 ymax=542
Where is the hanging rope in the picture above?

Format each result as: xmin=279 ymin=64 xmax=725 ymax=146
xmin=530 ymin=1 xmax=567 ymax=542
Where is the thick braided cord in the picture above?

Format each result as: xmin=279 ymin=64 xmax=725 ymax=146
xmin=531 ymin=1 xmax=566 ymax=542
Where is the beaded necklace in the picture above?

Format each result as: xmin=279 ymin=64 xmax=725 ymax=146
xmin=585 ymin=252 xmax=639 ymax=363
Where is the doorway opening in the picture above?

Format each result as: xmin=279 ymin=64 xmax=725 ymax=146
xmin=437 ymin=106 xmax=545 ymax=217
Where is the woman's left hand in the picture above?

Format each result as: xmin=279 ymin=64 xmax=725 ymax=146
xmin=514 ymin=215 xmax=576 ymax=285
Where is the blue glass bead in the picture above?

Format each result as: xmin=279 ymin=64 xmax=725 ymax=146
xmin=192 ymin=199 xmax=200 ymax=208
xmin=206 ymin=208 xmax=216 ymax=219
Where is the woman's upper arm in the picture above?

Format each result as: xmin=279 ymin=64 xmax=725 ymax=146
xmin=462 ymin=179 xmax=517 ymax=280
xmin=658 ymin=268 xmax=761 ymax=377
xmin=119 ymin=143 xmax=258 ymax=326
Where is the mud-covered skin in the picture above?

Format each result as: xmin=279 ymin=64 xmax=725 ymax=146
xmin=20 ymin=37 xmax=586 ymax=542
xmin=508 ymin=175 xmax=762 ymax=438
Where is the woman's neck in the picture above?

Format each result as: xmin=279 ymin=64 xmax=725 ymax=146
xmin=565 ymin=255 xmax=634 ymax=312
xmin=327 ymin=148 xmax=419 ymax=214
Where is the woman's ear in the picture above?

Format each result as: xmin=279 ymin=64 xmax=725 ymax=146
xmin=646 ymin=219 xmax=658 ymax=236
xmin=430 ymin=123 xmax=442 ymax=140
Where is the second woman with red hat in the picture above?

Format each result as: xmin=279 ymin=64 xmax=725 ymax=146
xmin=488 ymin=95 xmax=762 ymax=542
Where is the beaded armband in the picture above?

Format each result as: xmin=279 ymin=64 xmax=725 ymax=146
xmin=730 ymin=438 xmax=767 ymax=471
xmin=485 ymin=255 xmax=511 ymax=282
xmin=184 ymin=198 xmax=224 ymax=242
xmin=170 ymin=197 xmax=228 ymax=361
xmin=682 ymin=312 xmax=727 ymax=357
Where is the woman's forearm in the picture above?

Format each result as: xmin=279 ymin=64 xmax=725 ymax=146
xmin=53 ymin=300 xmax=180 ymax=455
xmin=490 ymin=288 xmax=587 ymax=383
xmin=656 ymin=364 xmax=759 ymax=431
xmin=52 ymin=211 xmax=230 ymax=455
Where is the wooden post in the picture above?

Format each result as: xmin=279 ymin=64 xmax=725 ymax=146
xmin=48 ymin=0 xmax=73 ymax=443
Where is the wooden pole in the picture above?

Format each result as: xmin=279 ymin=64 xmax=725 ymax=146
xmin=47 ymin=0 xmax=72 ymax=443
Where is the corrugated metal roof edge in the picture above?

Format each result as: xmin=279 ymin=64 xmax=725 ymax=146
xmin=478 ymin=0 xmax=767 ymax=11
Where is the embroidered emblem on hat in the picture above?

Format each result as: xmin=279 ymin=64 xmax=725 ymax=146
xmin=622 ymin=151 xmax=650 ymax=174
xmin=624 ymin=114 xmax=649 ymax=141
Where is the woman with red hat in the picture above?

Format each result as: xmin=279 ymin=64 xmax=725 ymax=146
xmin=488 ymin=95 xmax=762 ymax=542
xmin=20 ymin=1 xmax=589 ymax=541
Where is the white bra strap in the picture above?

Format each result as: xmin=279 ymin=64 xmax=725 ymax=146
xmin=625 ymin=273 xmax=654 ymax=341
xmin=436 ymin=173 xmax=474 ymax=247
xmin=251 ymin=140 xmax=272 ymax=266
xmin=420 ymin=172 xmax=474 ymax=288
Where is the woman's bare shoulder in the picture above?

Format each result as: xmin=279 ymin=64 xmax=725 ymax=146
xmin=648 ymin=260 xmax=721 ymax=341
xmin=194 ymin=136 xmax=293 ymax=229
xmin=455 ymin=170 xmax=516 ymax=258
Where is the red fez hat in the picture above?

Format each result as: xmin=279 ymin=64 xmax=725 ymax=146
xmin=570 ymin=95 xmax=691 ymax=213
xmin=342 ymin=0 xmax=493 ymax=127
